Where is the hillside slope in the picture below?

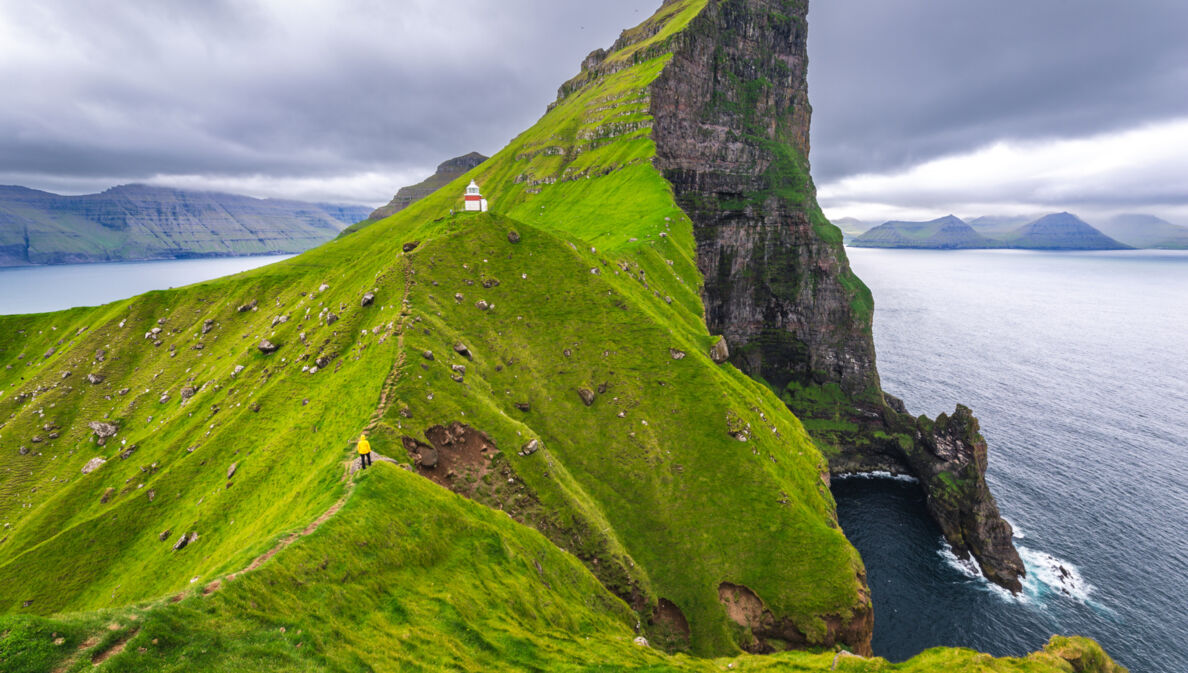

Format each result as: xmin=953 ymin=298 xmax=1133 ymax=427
xmin=851 ymin=215 xmax=997 ymax=249
xmin=1095 ymin=213 xmax=1188 ymax=249
xmin=0 ymin=0 xmax=1122 ymax=670
xmin=1001 ymin=213 xmax=1130 ymax=250
xmin=0 ymin=184 xmax=370 ymax=267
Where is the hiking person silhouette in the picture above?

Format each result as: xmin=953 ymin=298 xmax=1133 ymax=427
xmin=357 ymin=432 xmax=372 ymax=469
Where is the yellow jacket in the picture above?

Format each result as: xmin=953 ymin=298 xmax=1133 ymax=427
xmin=357 ymin=435 xmax=371 ymax=455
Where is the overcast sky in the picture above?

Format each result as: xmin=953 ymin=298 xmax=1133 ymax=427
xmin=1 ymin=0 xmax=1185 ymax=224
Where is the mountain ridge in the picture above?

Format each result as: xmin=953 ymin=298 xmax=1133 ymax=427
xmin=0 ymin=183 xmax=371 ymax=267
xmin=851 ymin=212 xmax=1132 ymax=250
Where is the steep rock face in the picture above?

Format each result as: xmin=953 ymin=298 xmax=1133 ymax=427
xmin=651 ymin=0 xmax=878 ymax=398
xmin=902 ymin=406 xmax=1025 ymax=591
xmin=650 ymin=0 xmax=1024 ymax=592
xmin=368 ymin=152 xmax=488 ymax=221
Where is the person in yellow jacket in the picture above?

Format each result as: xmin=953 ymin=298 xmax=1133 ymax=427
xmin=357 ymin=433 xmax=372 ymax=469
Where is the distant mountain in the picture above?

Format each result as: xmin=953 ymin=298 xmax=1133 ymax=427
xmin=831 ymin=217 xmax=873 ymax=240
xmin=968 ymin=214 xmax=1036 ymax=237
xmin=850 ymin=215 xmax=997 ymax=249
xmin=0 ymin=184 xmax=371 ymax=267
xmin=1001 ymin=212 xmax=1131 ymax=250
xmin=1094 ymin=213 xmax=1188 ymax=249
xmin=368 ymin=152 xmax=488 ymax=221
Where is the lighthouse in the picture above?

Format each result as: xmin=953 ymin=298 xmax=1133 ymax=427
xmin=463 ymin=180 xmax=488 ymax=212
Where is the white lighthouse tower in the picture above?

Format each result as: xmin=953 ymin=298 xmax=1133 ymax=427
xmin=463 ymin=180 xmax=488 ymax=212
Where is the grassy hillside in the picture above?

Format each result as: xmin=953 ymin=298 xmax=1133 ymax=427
xmin=0 ymin=0 xmax=1124 ymax=670
xmin=0 ymin=463 xmax=1121 ymax=672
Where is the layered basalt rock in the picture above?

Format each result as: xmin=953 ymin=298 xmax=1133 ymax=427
xmin=649 ymin=0 xmax=1024 ymax=592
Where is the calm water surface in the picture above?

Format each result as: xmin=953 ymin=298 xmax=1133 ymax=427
xmin=838 ymin=248 xmax=1188 ymax=673
xmin=0 ymin=256 xmax=293 ymax=315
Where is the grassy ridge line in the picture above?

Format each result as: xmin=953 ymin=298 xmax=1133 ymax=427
xmin=0 ymin=463 xmax=1124 ymax=672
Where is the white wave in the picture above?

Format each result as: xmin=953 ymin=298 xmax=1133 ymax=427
xmin=1017 ymin=546 xmax=1094 ymax=604
xmin=937 ymin=539 xmax=1030 ymax=603
xmin=1003 ymin=516 xmax=1026 ymax=539
xmin=834 ymin=470 xmax=919 ymax=483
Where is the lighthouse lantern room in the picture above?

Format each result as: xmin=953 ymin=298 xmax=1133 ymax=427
xmin=463 ymin=180 xmax=488 ymax=212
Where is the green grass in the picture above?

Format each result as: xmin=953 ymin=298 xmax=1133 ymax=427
xmin=0 ymin=465 xmax=1124 ymax=672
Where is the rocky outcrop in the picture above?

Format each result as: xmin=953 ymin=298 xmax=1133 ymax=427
xmin=902 ymin=407 xmax=1025 ymax=591
xmin=649 ymin=0 xmax=1023 ymax=593
xmin=368 ymin=152 xmax=488 ymax=221
xmin=718 ymin=581 xmax=873 ymax=656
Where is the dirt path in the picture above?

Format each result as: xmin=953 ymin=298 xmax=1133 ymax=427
xmin=203 ymin=261 xmax=413 ymax=597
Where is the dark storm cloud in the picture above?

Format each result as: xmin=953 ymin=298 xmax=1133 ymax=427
xmin=806 ymin=0 xmax=1188 ymax=182
xmin=0 ymin=0 xmax=658 ymax=203
xmin=1 ymin=0 xmax=1185 ymax=215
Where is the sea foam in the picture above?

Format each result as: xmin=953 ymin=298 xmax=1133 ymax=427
xmin=834 ymin=470 xmax=919 ymax=483
xmin=1017 ymin=545 xmax=1094 ymax=605
xmin=938 ymin=537 xmax=1094 ymax=606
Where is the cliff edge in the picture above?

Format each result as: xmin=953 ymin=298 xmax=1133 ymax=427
xmin=648 ymin=0 xmax=1025 ymax=592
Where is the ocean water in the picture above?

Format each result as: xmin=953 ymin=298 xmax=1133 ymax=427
xmin=837 ymin=248 xmax=1188 ymax=673
xmin=0 ymin=256 xmax=293 ymax=316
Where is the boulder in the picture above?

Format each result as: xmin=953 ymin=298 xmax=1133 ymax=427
xmin=709 ymin=336 xmax=730 ymax=364
xmin=172 ymin=531 xmax=198 ymax=551
xmin=475 ymin=300 xmax=490 ymax=311
xmin=361 ymin=292 xmax=376 ymax=307
xmin=94 ymin=349 xmax=106 ymax=362
xmin=402 ymin=241 xmax=420 ymax=253
xmin=451 ymin=364 xmax=467 ymax=375
xmin=237 ymin=299 xmax=258 ymax=312
xmin=179 ymin=386 xmax=197 ymax=401
xmin=227 ymin=462 xmax=238 ymax=479
xmin=577 ymin=388 xmax=596 ymax=406
xmin=453 ymin=343 xmax=472 ymax=359
xmin=202 ymin=319 xmax=215 ymax=334
xmin=319 ymin=283 xmax=330 ymax=292
xmin=521 ymin=439 xmax=540 ymax=455
xmin=669 ymin=348 xmax=686 ymax=360
xmin=159 ymin=529 xmax=172 ymax=541
xmin=257 ymin=339 xmax=279 ymax=354
xmin=507 ymin=230 xmax=521 ymax=243
xmin=515 ymin=402 xmax=531 ymax=412
xmin=271 ymin=314 xmax=289 ymax=327
xmin=325 ymin=313 xmax=338 ymax=326
xmin=232 ymin=365 xmax=245 ymax=376
xmin=86 ymin=373 xmax=105 ymax=385
xmin=88 ymin=421 xmax=118 ymax=440
xmin=81 ymin=457 xmax=106 ymax=474
xmin=422 ymin=350 xmax=434 ymax=361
